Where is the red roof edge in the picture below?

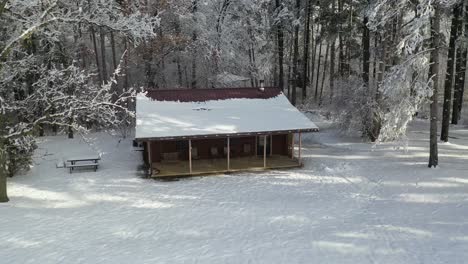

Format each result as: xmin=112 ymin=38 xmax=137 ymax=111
xmin=144 ymin=87 xmax=283 ymax=102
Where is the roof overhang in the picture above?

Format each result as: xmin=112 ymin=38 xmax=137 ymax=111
xmin=135 ymin=128 xmax=319 ymax=142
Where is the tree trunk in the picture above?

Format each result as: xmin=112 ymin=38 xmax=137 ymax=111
xmin=216 ymin=0 xmax=232 ymax=46
xmin=363 ymin=4 xmax=379 ymax=142
xmin=0 ymin=122 xmax=8 ymax=202
xmin=441 ymin=5 xmax=462 ymax=141
xmin=174 ymin=20 xmax=183 ymax=87
xmin=191 ymin=0 xmax=198 ymax=89
xmin=291 ymin=0 xmax=301 ymax=105
xmin=252 ymin=45 xmax=258 ymax=87
xmin=457 ymin=49 xmax=467 ymax=116
xmin=428 ymin=4 xmax=441 ymax=168
xmin=0 ymin=176 xmax=7 ymax=202
xmin=329 ymin=0 xmax=336 ymax=103
xmin=184 ymin=65 xmax=189 ymax=87
xmin=100 ymin=27 xmax=108 ymax=83
xmin=109 ymin=31 xmax=119 ymax=102
xmin=110 ymin=31 xmax=118 ymax=71
xmin=302 ymin=0 xmax=312 ymax=100
xmin=311 ymin=24 xmax=319 ymax=97
xmin=251 ymin=45 xmax=258 ymax=86
xmin=329 ymin=39 xmax=336 ymax=103
xmin=276 ymin=0 xmax=285 ymax=91
xmin=314 ymin=37 xmax=323 ymax=100
xmin=176 ymin=56 xmax=183 ymax=87
xmin=377 ymin=36 xmax=387 ymax=88
xmin=452 ymin=37 xmax=467 ymax=124
xmin=287 ymin=35 xmax=294 ymax=98
xmin=362 ymin=13 xmax=371 ymax=85
xmin=338 ymin=0 xmax=345 ymax=77
xmin=78 ymin=23 xmax=86 ymax=69
xmin=461 ymin=50 xmax=468 ymax=113
xmin=247 ymin=18 xmax=258 ymax=87
xmin=191 ymin=49 xmax=197 ymax=88
xmin=160 ymin=58 xmax=167 ymax=88
xmin=123 ymin=38 xmax=129 ymax=92
xmin=68 ymin=126 xmax=73 ymax=139
xmin=345 ymin=6 xmax=353 ymax=76
xmin=319 ymin=43 xmax=330 ymax=105
xmin=214 ymin=0 xmax=231 ymax=74
xmin=372 ymin=33 xmax=379 ymax=90
xmin=144 ymin=45 xmax=155 ymax=87
xmin=90 ymin=25 xmax=102 ymax=85
xmin=88 ymin=0 xmax=102 ymax=85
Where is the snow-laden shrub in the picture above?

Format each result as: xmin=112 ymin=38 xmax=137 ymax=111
xmin=377 ymin=56 xmax=432 ymax=142
xmin=5 ymin=135 xmax=37 ymax=177
xmin=326 ymin=76 xmax=381 ymax=140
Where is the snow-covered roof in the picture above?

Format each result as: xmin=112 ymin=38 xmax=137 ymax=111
xmin=135 ymin=88 xmax=319 ymax=140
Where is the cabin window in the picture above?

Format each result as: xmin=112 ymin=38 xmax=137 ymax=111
xmin=175 ymin=141 xmax=189 ymax=151
xmin=230 ymin=138 xmax=241 ymax=145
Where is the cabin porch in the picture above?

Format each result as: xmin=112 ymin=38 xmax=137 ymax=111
xmin=143 ymin=133 xmax=303 ymax=178
xmin=151 ymin=155 xmax=301 ymax=178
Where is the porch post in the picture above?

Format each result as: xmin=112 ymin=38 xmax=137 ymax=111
xmin=298 ymin=132 xmax=302 ymax=164
xmin=263 ymin=135 xmax=267 ymax=168
xmin=147 ymin=141 xmax=152 ymax=176
xmin=227 ymin=137 xmax=230 ymax=171
xmin=189 ymin=139 xmax=192 ymax=174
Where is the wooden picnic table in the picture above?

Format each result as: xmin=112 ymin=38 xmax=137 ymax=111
xmin=66 ymin=156 xmax=101 ymax=173
xmin=67 ymin=156 xmax=100 ymax=164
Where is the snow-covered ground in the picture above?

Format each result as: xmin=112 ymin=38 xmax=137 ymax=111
xmin=1 ymin=114 xmax=467 ymax=264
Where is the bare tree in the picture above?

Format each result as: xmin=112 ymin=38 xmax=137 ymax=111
xmin=319 ymin=43 xmax=330 ymax=105
xmin=428 ymin=3 xmax=442 ymax=168
xmin=441 ymin=4 xmax=462 ymax=142
xmin=452 ymin=3 xmax=467 ymax=125
xmin=314 ymin=36 xmax=323 ymax=100
xmin=302 ymin=0 xmax=313 ymax=100
xmin=276 ymin=0 xmax=285 ymax=91
xmin=100 ymin=27 xmax=108 ymax=82
xmin=328 ymin=0 xmax=337 ymax=103
xmin=191 ymin=0 xmax=198 ymax=88
xmin=291 ymin=0 xmax=301 ymax=105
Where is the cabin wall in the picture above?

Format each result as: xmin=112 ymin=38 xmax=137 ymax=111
xmin=192 ymin=138 xmax=226 ymax=160
xmin=149 ymin=140 xmax=178 ymax=162
xmin=226 ymin=136 xmax=256 ymax=157
xmin=272 ymin=134 xmax=288 ymax=156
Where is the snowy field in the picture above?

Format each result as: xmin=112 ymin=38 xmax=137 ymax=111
xmin=1 ymin=115 xmax=468 ymax=264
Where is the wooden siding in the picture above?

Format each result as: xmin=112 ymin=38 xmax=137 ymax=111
xmin=272 ymin=134 xmax=288 ymax=156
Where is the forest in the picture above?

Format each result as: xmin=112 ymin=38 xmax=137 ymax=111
xmin=1 ymin=0 xmax=467 ymax=201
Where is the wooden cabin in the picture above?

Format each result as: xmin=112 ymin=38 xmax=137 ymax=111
xmin=134 ymin=87 xmax=319 ymax=177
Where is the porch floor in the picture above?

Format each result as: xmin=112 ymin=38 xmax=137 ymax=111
xmin=151 ymin=155 xmax=300 ymax=178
